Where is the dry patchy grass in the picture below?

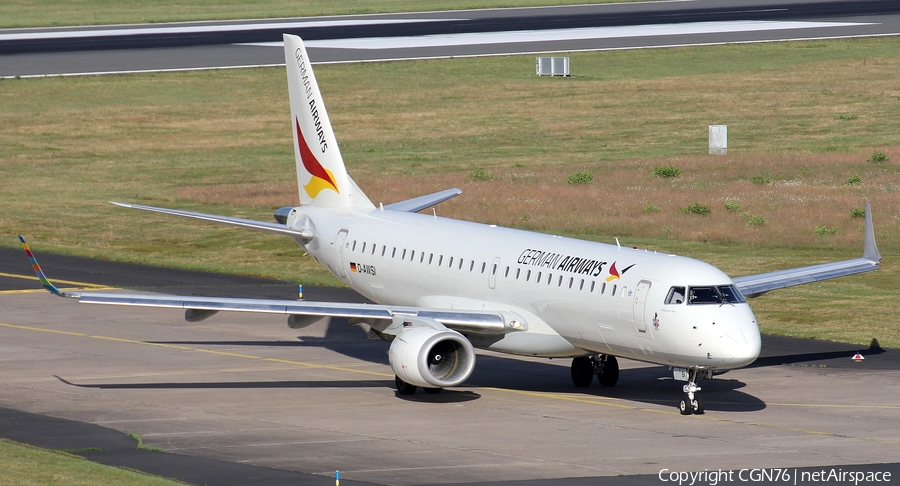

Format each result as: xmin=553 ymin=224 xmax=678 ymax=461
xmin=178 ymin=148 xmax=900 ymax=252
xmin=4 ymin=38 xmax=900 ymax=345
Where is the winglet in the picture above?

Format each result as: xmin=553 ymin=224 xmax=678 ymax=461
xmin=863 ymin=202 xmax=881 ymax=264
xmin=17 ymin=236 xmax=76 ymax=298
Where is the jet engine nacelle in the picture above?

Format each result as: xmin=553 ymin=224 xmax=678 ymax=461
xmin=388 ymin=326 xmax=475 ymax=389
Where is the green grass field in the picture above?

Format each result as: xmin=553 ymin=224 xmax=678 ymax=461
xmin=0 ymin=439 xmax=184 ymax=486
xmin=0 ymin=0 xmax=643 ymax=28
xmin=2 ymin=37 xmax=900 ymax=348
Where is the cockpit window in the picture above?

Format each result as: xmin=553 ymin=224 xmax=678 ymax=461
xmin=688 ymin=285 xmax=746 ymax=305
xmin=717 ymin=284 xmax=746 ymax=303
xmin=665 ymin=286 xmax=686 ymax=305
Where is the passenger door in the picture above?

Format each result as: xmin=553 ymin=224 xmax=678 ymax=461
xmin=632 ymin=280 xmax=652 ymax=335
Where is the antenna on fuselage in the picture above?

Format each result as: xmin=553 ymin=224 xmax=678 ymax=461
xmin=615 ymin=237 xmax=621 ymax=250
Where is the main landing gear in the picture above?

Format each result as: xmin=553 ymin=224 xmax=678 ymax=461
xmin=570 ymin=354 xmax=619 ymax=387
xmin=395 ymin=376 xmax=443 ymax=395
xmin=678 ymin=368 xmax=704 ymax=415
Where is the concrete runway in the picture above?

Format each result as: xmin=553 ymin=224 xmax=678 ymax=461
xmin=3 ymin=0 xmax=900 ymax=77
xmin=1 ymin=250 xmax=899 ymax=485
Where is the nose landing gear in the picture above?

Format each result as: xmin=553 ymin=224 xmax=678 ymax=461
xmin=678 ymin=368 xmax=705 ymax=415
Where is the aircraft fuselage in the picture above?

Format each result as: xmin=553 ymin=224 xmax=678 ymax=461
xmin=290 ymin=206 xmax=762 ymax=372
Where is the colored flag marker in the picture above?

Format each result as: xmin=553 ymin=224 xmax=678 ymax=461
xmin=298 ymin=284 xmax=304 ymax=300
xmin=336 ymin=470 xmax=340 ymax=486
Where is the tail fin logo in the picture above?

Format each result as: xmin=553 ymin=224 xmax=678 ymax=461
xmin=296 ymin=117 xmax=339 ymax=197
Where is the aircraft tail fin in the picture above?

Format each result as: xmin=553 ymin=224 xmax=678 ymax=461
xmin=284 ymin=34 xmax=373 ymax=209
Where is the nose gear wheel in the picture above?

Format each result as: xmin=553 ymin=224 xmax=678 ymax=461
xmin=678 ymin=368 xmax=704 ymax=415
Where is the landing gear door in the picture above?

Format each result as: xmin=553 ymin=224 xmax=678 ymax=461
xmin=334 ymin=229 xmax=349 ymax=278
xmin=632 ymin=280 xmax=652 ymax=335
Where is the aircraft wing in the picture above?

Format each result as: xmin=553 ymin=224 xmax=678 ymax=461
xmin=18 ymin=235 xmax=520 ymax=335
xmin=384 ymin=188 xmax=462 ymax=213
xmin=109 ymin=202 xmax=313 ymax=239
xmin=72 ymin=292 xmax=516 ymax=335
xmin=733 ymin=202 xmax=881 ymax=298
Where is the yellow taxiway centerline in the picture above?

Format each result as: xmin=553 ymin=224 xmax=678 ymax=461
xmin=0 ymin=271 xmax=113 ymax=294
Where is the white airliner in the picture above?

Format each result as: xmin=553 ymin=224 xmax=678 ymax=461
xmin=22 ymin=35 xmax=881 ymax=415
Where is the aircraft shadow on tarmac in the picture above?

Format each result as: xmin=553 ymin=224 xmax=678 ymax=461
xmin=59 ymin=319 xmax=765 ymax=412
xmin=748 ymin=338 xmax=886 ymax=368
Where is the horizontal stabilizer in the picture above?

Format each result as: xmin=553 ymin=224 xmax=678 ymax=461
xmin=384 ymin=188 xmax=462 ymax=213
xmin=110 ymin=202 xmax=314 ymax=239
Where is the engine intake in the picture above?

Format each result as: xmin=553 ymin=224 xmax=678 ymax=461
xmin=389 ymin=326 xmax=475 ymax=389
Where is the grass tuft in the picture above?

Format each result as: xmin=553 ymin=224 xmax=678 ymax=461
xmin=814 ymin=225 xmax=838 ymax=236
xmin=470 ymin=168 xmax=495 ymax=181
xmin=127 ymin=432 xmax=164 ymax=453
xmin=567 ymin=172 xmax=593 ymax=185
xmin=679 ymin=203 xmax=711 ymax=215
xmin=653 ymin=165 xmax=681 ymax=178
xmin=867 ymin=150 xmax=890 ymax=163
xmin=746 ymin=215 xmax=768 ymax=226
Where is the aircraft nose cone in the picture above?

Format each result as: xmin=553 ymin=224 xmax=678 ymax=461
xmin=727 ymin=326 xmax=761 ymax=367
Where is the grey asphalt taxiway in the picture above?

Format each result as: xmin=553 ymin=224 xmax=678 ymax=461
xmin=1 ymin=248 xmax=899 ymax=485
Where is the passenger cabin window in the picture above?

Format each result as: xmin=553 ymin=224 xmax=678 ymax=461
xmin=666 ymin=286 xmax=686 ymax=304
xmin=688 ymin=285 xmax=747 ymax=305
